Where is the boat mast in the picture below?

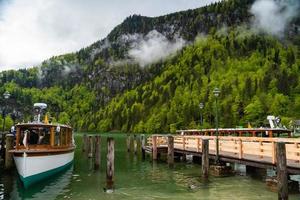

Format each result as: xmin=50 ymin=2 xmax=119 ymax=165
xmin=33 ymin=103 xmax=47 ymax=123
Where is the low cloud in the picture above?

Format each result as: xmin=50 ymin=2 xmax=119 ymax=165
xmin=127 ymin=30 xmax=186 ymax=67
xmin=250 ymin=0 xmax=299 ymax=36
xmin=0 ymin=0 xmax=220 ymax=71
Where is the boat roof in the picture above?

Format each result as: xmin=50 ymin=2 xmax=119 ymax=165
xmin=16 ymin=122 xmax=72 ymax=129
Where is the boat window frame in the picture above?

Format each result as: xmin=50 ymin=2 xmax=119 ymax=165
xmin=15 ymin=124 xmax=73 ymax=150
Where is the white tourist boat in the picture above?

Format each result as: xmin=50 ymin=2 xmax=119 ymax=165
xmin=10 ymin=103 xmax=75 ymax=188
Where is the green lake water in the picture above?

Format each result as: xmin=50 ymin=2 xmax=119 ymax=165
xmin=1 ymin=133 xmax=300 ymax=200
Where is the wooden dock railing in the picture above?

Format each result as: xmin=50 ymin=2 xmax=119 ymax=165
xmin=147 ymin=135 xmax=300 ymax=169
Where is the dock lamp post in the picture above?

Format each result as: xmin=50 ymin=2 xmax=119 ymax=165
xmin=213 ymin=87 xmax=220 ymax=164
xmin=2 ymin=91 xmax=10 ymax=132
xmin=199 ymin=102 xmax=204 ymax=128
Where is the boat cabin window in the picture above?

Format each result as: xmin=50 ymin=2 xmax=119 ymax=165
xmin=19 ymin=128 xmax=50 ymax=146
xmin=54 ymin=126 xmax=71 ymax=146
xmin=16 ymin=125 xmax=72 ymax=149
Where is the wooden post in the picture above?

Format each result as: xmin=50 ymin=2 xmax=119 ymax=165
xmin=196 ymin=138 xmax=200 ymax=152
xmin=82 ymin=133 xmax=87 ymax=152
xmin=0 ymin=132 xmax=5 ymax=159
xmin=141 ymin=134 xmax=146 ymax=159
xmin=272 ymin=141 xmax=276 ymax=164
xmin=276 ymin=142 xmax=288 ymax=200
xmin=134 ymin=134 xmax=137 ymax=154
xmin=141 ymin=134 xmax=145 ymax=150
xmin=238 ymin=139 xmax=243 ymax=159
xmin=167 ymin=135 xmax=174 ymax=167
xmin=5 ymin=134 xmax=14 ymax=170
xmin=181 ymin=136 xmax=186 ymax=161
xmin=130 ymin=134 xmax=134 ymax=152
xmin=94 ymin=135 xmax=101 ymax=170
xmin=49 ymin=127 xmax=54 ymax=146
xmin=152 ymin=136 xmax=157 ymax=160
xmin=88 ymin=135 xmax=93 ymax=158
xmin=202 ymin=139 xmax=209 ymax=179
xmin=126 ymin=134 xmax=131 ymax=152
xmin=106 ymin=137 xmax=114 ymax=191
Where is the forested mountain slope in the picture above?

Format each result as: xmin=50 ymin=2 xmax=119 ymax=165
xmin=0 ymin=0 xmax=299 ymax=132
xmin=96 ymin=31 xmax=300 ymax=133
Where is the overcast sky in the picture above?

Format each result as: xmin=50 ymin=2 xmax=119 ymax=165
xmin=0 ymin=0 xmax=220 ymax=71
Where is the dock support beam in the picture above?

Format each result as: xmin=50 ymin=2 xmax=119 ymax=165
xmin=167 ymin=136 xmax=174 ymax=167
xmin=276 ymin=142 xmax=288 ymax=200
xmin=106 ymin=137 xmax=114 ymax=192
xmin=82 ymin=133 xmax=87 ymax=152
xmin=5 ymin=134 xmax=14 ymax=170
xmin=94 ymin=135 xmax=101 ymax=170
xmin=202 ymin=139 xmax=209 ymax=179
xmin=88 ymin=135 xmax=93 ymax=158
xmin=126 ymin=134 xmax=131 ymax=152
xmin=152 ymin=136 xmax=157 ymax=160
xmin=141 ymin=134 xmax=146 ymax=159
xmin=134 ymin=134 xmax=137 ymax=154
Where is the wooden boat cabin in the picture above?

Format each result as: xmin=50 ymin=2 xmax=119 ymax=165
xmin=14 ymin=123 xmax=74 ymax=151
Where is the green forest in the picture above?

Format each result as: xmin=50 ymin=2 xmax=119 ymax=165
xmin=0 ymin=0 xmax=299 ymax=133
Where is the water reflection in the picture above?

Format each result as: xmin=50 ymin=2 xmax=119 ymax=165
xmin=10 ymin=166 xmax=73 ymax=200
xmin=0 ymin=170 xmax=14 ymax=200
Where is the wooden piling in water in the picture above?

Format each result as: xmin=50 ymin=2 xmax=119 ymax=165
xmin=88 ymin=135 xmax=93 ymax=158
xmin=167 ymin=135 xmax=174 ymax=167
xmin=106 ymin=137 xmax=115 ymax=191
xmin=134 ymin=134 xmax=137 ymax=154
xmin=0 ymin=132 xmax=6 ymax=160
xmin=141 ymin=134 xmax=145 ymax=149
xmin=126 ymin=134 xmax=131 ymax=152
xmin=152 ymin=136 xmax=157 ymax=160
xmin=130 ymin=134 xmax=134 ymax=152
xmin=276 ymin=142 xmax=288 ymax=200
xmin=82 ymin=133 xmax=87 ymax=152
xmin=94 ymin=135 xmax=101 ymax=170
xmin=202 ymin=139 xmax=209 ymax=179
xmin=141 ymin=134 xmax=146 ymax=159
xmin=5 ymin=134 xmax=14 ymax=170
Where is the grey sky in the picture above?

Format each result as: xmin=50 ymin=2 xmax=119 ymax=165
xmin=0 ymin=0 xmax=220 ymax=70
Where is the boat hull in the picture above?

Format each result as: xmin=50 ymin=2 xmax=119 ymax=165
xmin=13 ymin=151 xmax=74 ymax=188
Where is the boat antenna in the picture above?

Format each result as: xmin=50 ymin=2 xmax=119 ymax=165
xmin=33 ymin=103 xmax=47 ymax=123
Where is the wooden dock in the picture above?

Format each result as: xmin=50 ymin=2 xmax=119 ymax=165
xmin=144 ymin=135 xmax=300 ymax=174
xmin=177 ymin=128 xmax=292 ymax=137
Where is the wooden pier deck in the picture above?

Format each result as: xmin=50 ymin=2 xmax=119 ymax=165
xmin=177 ymin=128 xmax=292 ymax=137
xmin=144 ymin=135 xmax=300 ymax=174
